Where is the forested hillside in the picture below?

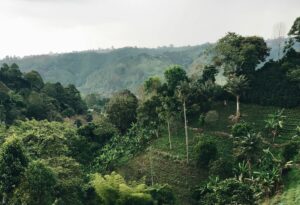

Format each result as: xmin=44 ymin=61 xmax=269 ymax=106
xmin=1 ymin=39 xmax=295 ymax=96
xmin=0 ymin=63 xmax=87 ymax=124
xmin=1 ymin=45 xmax=211 ymax=95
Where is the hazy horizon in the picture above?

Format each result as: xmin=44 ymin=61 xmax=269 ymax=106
xmin=0 ymin=0 xmax=299 ymax=58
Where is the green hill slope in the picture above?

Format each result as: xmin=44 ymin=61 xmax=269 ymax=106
xmin=117 ymin=102 xmax=300 ymax=204
xmin=0 ymin=45 xmax=212 ymax=95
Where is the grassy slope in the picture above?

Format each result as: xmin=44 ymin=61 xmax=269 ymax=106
xmin=118 ymin=102 xmax=300 ymax=204
xmin=265 ymin=168 xmax=300 ymax=205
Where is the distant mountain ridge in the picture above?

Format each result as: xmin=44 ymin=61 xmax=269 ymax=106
xmin=1 ymin=44 xmax=213 ymax=95
xmin=1 ymin=39 xmax=295 ymax=96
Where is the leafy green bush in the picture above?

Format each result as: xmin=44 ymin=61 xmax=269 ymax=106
xmin=62 ymin=107 xmax=75 ymax=117
xmin=194 ymin=138 xmax=218 ymax=167
xmin=282 ymin=142 xmax=299 ymax=161
xmin=231 ymin=121 xmax=253 ymax=137
xmin=193 ymin=178 xmax=256 ymax=205
xmin=6 ymin=120 xmax=77 ymax=159
xmin=94 ymin=124 xmax=154 ymax=172
xmin=209 ymin=158 xmax=234 ymax=179
xmin=1 ymin=120 xmax=89 ymax=204
xmin=253 ymin=167 xmax=281 ymax=199
xmin=215 ymin=178 xmax=256 ymax=205
xmin=233 ymin=132 xmax=262 ymax=165
xmin=204 ymin=110 xmax=219 ymax=123
xmin=91 ymin=172 xmax=154 ymax=205
xmin=78 ymin=117 xmax=119 ymax=145
xmin=148 ymin=184 xmax=175 ymax=205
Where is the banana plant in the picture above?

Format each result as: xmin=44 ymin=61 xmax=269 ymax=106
xmin=264 ymin=109 xmax=286 ymax=142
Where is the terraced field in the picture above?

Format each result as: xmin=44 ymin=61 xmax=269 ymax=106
xmin=204 ymin=102 xmax=300 ymax=137
xmin=118 ymin=102 xmax=300 ymax=204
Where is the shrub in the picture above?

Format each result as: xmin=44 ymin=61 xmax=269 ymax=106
xmin=282 ymin=141 xmax=299 ymax=161
xmin=231 ymin=121 xmax=253 ymax=137
xmin=215 ymin=178 xmax=256 ymax=205
xmin=91 ymin=172 xmax=154 ymax=205
xmin=148 ymin=184 xmax=175 ymax=205
xmin=204 ymin=110 xmax=219 ymax=123
xmin=195 ymin=139 xmax=218 ymax=167
xmin=86 ymin=113 xmax=93 ymax=122
xmin=62 ymin=107 xmax=75 ymax=117
xmin=78 ymin=117 xmax=118 ymax=145
xmin=94 ymin=124 xmax=154 ymax=172
xmin=209 ymin=158 xmax=234 ymax=179
xmin=193 ymin=178 xmax=256 ymax=205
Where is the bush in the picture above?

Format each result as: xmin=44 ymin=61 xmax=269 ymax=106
xmin=231 ymin=121 xmax=253 ymax=137
xmin=215 ymin=178 xmax=256 ymax=205
xmin=195 ymin=139 xmax=218 ymax=167
xmin=78 ymin=117 xmax=118 ymax=145
xmin=94 ymin=124 xmax=154 ymax=172
xmin=282 ymin=142 xmax=299 ymax=161
xmin=193 ymin=178 xmax=256 ymax=205
xmin=148 ymin=184 xmax=175 ymax=205
xmin=209 ymin=158 xmax=234 ymax=179
xmin=204 ymin=110 xmax=219 ymax=123
xmin=91 ymin=172 xmax=154 ymax=205
xmin=62 ymin=107 xmax=75 ymax=117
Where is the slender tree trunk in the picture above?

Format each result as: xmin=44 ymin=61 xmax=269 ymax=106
xmin=247 ymin=159 xmax=252 ymax=176
xmin=236 ymin=95 xmax=240 ymax=118
xmin=167 ymin=119 xmax=172 ymax=150
xmin=272 ymin=131 xmax=277 ymax=143
xmin=2 ymin=193 xmax=6 ymax=205
xmin=183 ymin=100 xmax=189 ymax=164
xmin=149 ymin=146 xmax=154 ymax=186
xmin=155 ymin=129 xmax=159 ymax=138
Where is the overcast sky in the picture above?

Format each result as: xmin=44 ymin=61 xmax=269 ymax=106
xmin=0 ymin=0 xmax=299 ymax=58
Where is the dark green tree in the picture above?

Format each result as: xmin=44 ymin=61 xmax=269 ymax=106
xmin=144 ymin=76 xmax=162 ymax=96
xmin=106 ymin=89 xmax=138 ymax=134
xmin=164 ymin=65 xmax=188 ymax=91
xmin=157 ymin=96 xmax=177 ymax=149
xmin=288 ymin=17 xmax=300 ymax=43
xmin=195 ymin=140 xmax=218 ymax=167
xmin=137 ymin=96 xmax=161 ymax=138
xmin=216 ymin=32 xmax=269 ymax=78
xmin=201 ymin=65 xmax=218 ymax=83
xmin=0 ymin=137 xmax=28 ymax=203
xmin=17 ymin=161 xmax=57 ymax=205
xmin=24 ymin=71 xmax=44 ymax=91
